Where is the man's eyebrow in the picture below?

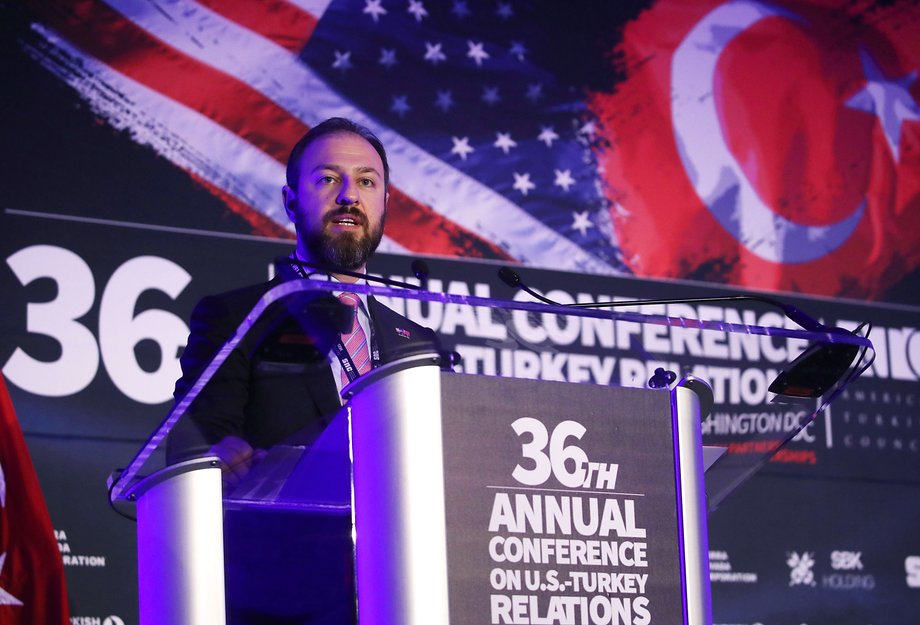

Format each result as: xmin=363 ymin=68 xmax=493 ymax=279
xmin=354 ymin=165 xmax=382 ymax=177
xmin=311 ymin=164 xmax=382 ymax=176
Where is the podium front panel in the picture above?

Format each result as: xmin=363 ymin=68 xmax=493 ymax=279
xmin=438 ymin=374 xmax=684 ymax=624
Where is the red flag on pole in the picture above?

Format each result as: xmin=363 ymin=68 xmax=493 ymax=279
xmin=0 ymin=374 xmax=69 ymax=625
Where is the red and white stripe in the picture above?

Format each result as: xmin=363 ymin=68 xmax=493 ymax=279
xmin=23 ymin=0 xmax=615 ymax=271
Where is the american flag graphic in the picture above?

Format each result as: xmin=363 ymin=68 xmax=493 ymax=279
xmin=14 ymin=0 xmax=920 ymax=298
xmin=18 ymin=0 xmax=622 ymax=274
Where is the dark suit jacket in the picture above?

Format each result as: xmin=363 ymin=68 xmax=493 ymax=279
xmin=166 ymin=278 xmax=441 ymax=464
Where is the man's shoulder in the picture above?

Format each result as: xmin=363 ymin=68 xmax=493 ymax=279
xmin=367 ymin=296 xmax=427 ymax=331
xmin=191 ymin=280 xmax=278 ymax=319
xmin=199 ymin=280 xmax=276 ymax=306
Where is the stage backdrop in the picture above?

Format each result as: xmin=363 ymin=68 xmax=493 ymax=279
xmin=3 ymin=1 xmax=919 ymax=624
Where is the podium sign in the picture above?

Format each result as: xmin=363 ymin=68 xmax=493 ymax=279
xmin=440 ymin=375 xmax=682 ymax=624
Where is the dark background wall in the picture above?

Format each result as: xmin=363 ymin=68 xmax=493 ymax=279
xmin=2 ymin=1 xmax=918 ymax=623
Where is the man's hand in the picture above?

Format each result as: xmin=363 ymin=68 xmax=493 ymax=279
xmin=208 ymin=435 xmax=267 ymax=489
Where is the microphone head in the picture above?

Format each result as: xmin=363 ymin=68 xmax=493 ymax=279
xmin=411 ymin=259 xmax=430 ymax=281
xmin=498 ymin=266 xmax=522 ymax=288
xmin=769 ymin=337 xmax=860 ymax=398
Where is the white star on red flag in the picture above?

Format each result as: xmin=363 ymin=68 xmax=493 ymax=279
xmin=846 ymin=48 xmax=920 ymax=162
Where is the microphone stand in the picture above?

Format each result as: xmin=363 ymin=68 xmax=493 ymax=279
xmin=497 ymin=266 xmax=869 ymax=398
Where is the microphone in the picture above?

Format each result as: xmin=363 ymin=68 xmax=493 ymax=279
xmin=411 ymin=259 xmax=430 ymax=290
xmin=498 ymin=266 xmax=558 ymax=305
xmin=497 ymin=266 xmax=840 ymax=332
xmin=768 ymin=336 xmax=862 ymax=398
xmin=497 ymin=266 xmax=865 ymax=398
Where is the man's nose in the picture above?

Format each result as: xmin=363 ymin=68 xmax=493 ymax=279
xmin=336 ymin=178 xmax=358 ymax=205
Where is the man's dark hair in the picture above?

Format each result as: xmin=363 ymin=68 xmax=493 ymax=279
xmin=285 ymin=117 xmax=390 ymax=191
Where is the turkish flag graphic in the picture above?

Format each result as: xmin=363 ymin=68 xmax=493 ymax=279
xmin=0 ymin=375 xmax=69 ymax=624
xmin=590 ymin=0 xmax=920 ymax=299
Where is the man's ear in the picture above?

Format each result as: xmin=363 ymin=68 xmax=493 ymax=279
xmin=282 ymin=185 xmax=296 ymax=220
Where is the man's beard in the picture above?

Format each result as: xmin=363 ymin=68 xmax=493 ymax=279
xmin=304 ymin=209 xmax=385 ymax=270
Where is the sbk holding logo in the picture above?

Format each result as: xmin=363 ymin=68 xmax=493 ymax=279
xmin=787 ymin=550 xmax=876 ymax=590
xmin=825 ymin=550 xmax=876 ymax=591
xmin=787 ymin=552 xmax=817 ymax=587
xmin=831 ymin=550 xmax=864 ymax=571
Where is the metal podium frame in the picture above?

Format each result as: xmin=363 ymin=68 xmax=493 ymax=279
xmin=126 ymin=457 xmax=225 ymax=624
xmin=109 ymin=278 xmax=873 ymax=625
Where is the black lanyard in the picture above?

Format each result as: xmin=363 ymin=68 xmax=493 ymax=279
xmin=332 ymin=332 xmax=381 ymax=382
xmin=290 ymin=259 xmax=380 ymax=381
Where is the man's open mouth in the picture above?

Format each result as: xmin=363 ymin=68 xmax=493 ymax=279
xmin=328 ymin=211 xmax=366 ymax=227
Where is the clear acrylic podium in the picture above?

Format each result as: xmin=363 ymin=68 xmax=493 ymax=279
xmin=108 ymin=277 xmax=873 ymax=625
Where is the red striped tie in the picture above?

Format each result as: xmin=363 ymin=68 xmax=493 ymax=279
xmin=338 ymin=292 xmax=371 ymax=385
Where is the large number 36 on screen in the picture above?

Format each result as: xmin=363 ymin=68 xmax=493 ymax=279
xmin=4 ymin=245 xmax=190 ymax=404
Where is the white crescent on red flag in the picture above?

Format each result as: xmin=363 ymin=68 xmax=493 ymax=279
xmin=591 ymin=0 xmax=920 ymax=298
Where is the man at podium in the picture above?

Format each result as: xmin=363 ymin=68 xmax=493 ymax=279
xmin=162 ymin=117 xmax=443 ymax=624
xmin=166 ymin=117 xmax=440 ymax=485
